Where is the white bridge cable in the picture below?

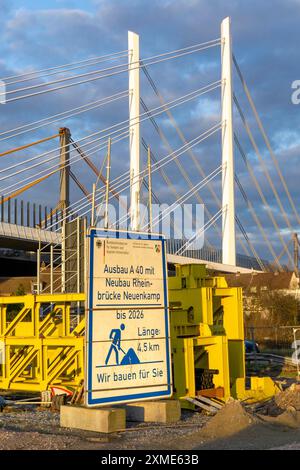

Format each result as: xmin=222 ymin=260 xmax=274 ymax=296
xmin=2 ymin=37 xmax=220 ymax=84
xmin=140 ymin=103 xmax=255 ymax=261
xmin=235 ymin=172 xmax=282 ymax=271
xmin=0 ymin=91 xmax=221 ymax=201
xmin=0 ymin=81 xmax=222 ymax=184
xmin=3 ymin=60 xmax=132 ymax=97
xmin=0 ymin=130 xmax=130 ymax=196
xmin=76 ymin=123 xmax=222 ymax=229
xmin=145 ymin=72 xmax=258 ymax=265
xmin=0 ymin=124 xmax=129 ymax=182
xmin=17 ymin=132 xmax=203 ymax=252
xmin=140 ymin=97 xmax=221 ymax=238
xmin=176 ymin=209 xmax=224 ymax=257
xmin=233 ymin=54 xmax=300 ymax=227
xmin=3 ymin=38 xmax=219 ymax=86
xmin=0 ymin=80 xmax=221 ymax=178
xmin=1 ymin=49 xmax=130 ymax=82
xmin=1 ymin=40 xmax=221 ymax=103
xmin=141 ymin=165 xmax=224 ymax=232
xmin=141 ymin=138 xmax=189 ymax=208
xmin=4 ymin=52 xmax=130 ymax=86
xmin=76 ymin=124 xmax=223 ymax=232
xmin=35 ymin=120 xmax=222 ymax=253
xmin=234 ymin=133 xmax=293 ymax=267
xmin=140 ymin=138 xmax=213 ymax=248
xmin=234 ymin=94 xmax=295 ymax=234
xmin=0 ymin=90 xmax=129 ymax=142
xmin=235 ymin=214 xmax=266 ymax=271
xmin=175 ymin=207 xmax=225 ymax=256
xmin=0 ymin=131 xmax=129 ymax=196
xmin=140 ymin=62 xmax=256 ymax=262
xmin=233 ymin=199 xmax=267 ymax=270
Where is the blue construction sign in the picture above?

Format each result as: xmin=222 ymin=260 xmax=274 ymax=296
xmin=85 ymin=229 xmax=172 ymax=407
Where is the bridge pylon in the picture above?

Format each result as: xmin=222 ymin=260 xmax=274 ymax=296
xmin=221 ymin=17 xmax=236 ymax=266
xmin=59 ymin=127 xmax=71 ymax=215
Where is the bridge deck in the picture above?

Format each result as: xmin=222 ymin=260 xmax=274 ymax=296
xmin=0 ymin=222 xmax=257 ymax=274
xmin=0 ymin=222 xmax=60 ymax=249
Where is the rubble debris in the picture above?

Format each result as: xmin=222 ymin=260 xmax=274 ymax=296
xmin=248 ymin=383 xmax=300 ymax=420
xmin=275 ymin=388 xmax=300 ymax=411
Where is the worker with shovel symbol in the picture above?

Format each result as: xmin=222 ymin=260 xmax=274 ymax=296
xmin=105 ymin=324 xmax=125 ymax=365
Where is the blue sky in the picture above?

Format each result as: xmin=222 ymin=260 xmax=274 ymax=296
xmin=0 ymin=0 xmax=299 ymax=265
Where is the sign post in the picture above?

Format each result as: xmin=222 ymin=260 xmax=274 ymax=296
xmin=85 ymin=229 xmax=172 ymax=406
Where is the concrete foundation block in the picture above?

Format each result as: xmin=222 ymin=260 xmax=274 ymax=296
xmin=126 ymin=400 xmax=181 ymax=423
xmin=60 ymin=405 xmax=126 ymax=433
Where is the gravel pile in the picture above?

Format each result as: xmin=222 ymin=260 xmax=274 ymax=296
xmin=0 ymin=406 xmax=209 ymax=450
xmin=0 ymin=409 xmax=60 ymax=433
xmin=0 ymin=430 xmax=81 ymax=450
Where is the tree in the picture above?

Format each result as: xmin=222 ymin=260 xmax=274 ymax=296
xmin=259 ymin=291 xmax=300 ymax=326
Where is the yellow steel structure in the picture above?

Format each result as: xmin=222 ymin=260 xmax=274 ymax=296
xmin=0 ymin=264 xmax=278 ymax=402
xmin=168 ymin=264 xmax=279 ymax=405
xmin=0 ymin=293 xmax=85 ymax=392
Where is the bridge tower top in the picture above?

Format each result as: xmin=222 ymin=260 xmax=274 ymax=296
xmin=59 ymin=127 xmax=71 ymax=214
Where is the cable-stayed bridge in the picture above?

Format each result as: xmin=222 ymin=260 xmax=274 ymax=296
xmin=0 ymin=17 xmax=298 ymax=291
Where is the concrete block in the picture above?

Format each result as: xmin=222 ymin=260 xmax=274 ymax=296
xmin=126 ymin=400 xmax=181 ymax=423
xmin=60 ymin=405 xmax=126 ymax=433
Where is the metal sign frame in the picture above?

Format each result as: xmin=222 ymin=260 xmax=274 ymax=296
xmin=85 ymin=228 xmax=172 ymax=407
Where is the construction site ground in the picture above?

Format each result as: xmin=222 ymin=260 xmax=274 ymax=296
xmin=1 ymin=383 xmax=300 ymax=450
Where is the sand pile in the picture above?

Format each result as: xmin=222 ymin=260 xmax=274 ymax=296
xmin=201 ymin=400 xmax=257 ymax=439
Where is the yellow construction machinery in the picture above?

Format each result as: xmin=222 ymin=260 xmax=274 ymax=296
xmin=0 ymin=264 xmax=278 ymax=403
xmin=169 ymin=264 xmax=279 ymax=406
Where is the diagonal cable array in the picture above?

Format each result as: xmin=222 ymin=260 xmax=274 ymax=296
xmin=233 ymin=54 xmax=300 ymax=269
xmin=1 ymin=35 xmax=284 ymax=272
xmin=141 ymin=165 xmax=224 ymax=232
xmin=0 ymin=80 xmax=222 ymax=198
xmin=233 ymin=55 xmax=300 ymax=227
xmin=43 ymin=121 xmax=222 ymax=237
xmin=2 ymin=50 xmax=130 ymax=82
xmin=141 ymin=62 xmax=264 ymax=266
xmin=0 ymin=38 xmax=221 ymax=103
xmin=234 ymin=133 xmax=293 ymax=267
xmin=0 ymin=90 xmax=129 ymax=143
xmin=37 ymin=119 xmax=222 ymax=264
xmin=176 ymin=207 xmax=225 ymax=256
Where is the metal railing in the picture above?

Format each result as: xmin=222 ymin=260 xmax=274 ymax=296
xmin=166 ymin=239 xmax=269 ymax=270
xmin=1 ymin=195 xmax=60 ymax=231
xmin=37 ymin=216 xmax=86 ymax=294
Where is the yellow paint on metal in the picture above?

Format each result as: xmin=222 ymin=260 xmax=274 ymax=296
xmin=0 ymin=293 xmax=85 ymax=392
xmin=0 ymin=133 xmax=60 ymax=159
